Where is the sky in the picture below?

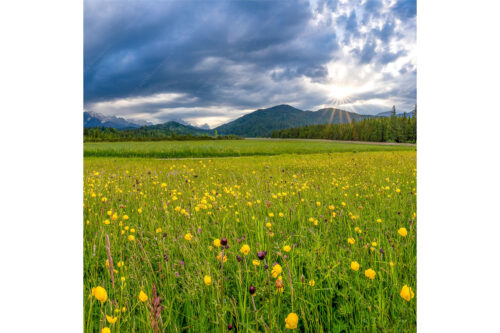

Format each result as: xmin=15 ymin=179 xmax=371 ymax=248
xmin=84 ymin=0 xmax=416 ymax=128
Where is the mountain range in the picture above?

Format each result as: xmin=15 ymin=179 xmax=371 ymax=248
xmin=84 ymin=111 xmax=153 ymax=129
xmin=215 ymin=105 xmax=370 ymax=137
xmin=84 ymin=104 xmax=414 ymax=137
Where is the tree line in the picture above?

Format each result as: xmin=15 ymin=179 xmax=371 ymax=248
xmin=270 ymin=114 xmax=416 ymax=143
xmin=84 ymin=127 xmax=241 ymax=142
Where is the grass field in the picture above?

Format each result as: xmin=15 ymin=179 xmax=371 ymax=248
xmin=84 ymin=139 xmax=415 ymax=159
xmin=84 ymin=141 xmax=416 ymax=332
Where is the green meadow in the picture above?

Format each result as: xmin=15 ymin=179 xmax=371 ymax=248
xmin=84 ymin=139 xmax=415 ymax=159
xmin=84 ymin=141 xmax=416 ymax=332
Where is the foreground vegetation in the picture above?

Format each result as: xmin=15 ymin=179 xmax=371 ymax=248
xmin=271 ymin=116 xmax=416 ymax=143
xmin=84 ymin=150 xmax=416 ymax=332
xmin=84 ymin=139 xmax=414 ymax=159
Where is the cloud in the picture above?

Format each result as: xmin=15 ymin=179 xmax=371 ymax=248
xmin=84 ymin=0 xmax=416 ymax=126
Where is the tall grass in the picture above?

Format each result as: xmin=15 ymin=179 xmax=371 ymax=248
xmin=84 ymin=151 xmax=416 ymax=332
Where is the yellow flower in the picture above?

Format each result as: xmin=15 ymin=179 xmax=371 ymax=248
xmin=266 ymin=222 xmax=272 ymax=228
xmin=316 ymin=201 xmax=321 ymax=206
xmin=184 ymin=233 xmax=193 ymax=241
xmin=121 ymin=277 xmax=125 ymax=282
xmin=217 ymin=253 xmax=227 ymax=263
xmin=347 ymin=238 xmax=355 ymax=245
xmin=285 ymin=312 xmax=299 ymax=329
xmin=390 ymin=261 xmax=395 ymax=267
xmin=106 ymin=315 xmax=118 ymax=324
xmin=240 ymin=244 xmax=250 ymax=256
xmin=398 ymin=227 xmax=408 ymax=237
xmin=271 ymin=264 xmax=282 ymax=278
xmin=283 ymin=245 xmax=291 ymax=253
xmin=371 ymin=242 xmax=377 ymax=247
xmin=350 ymin=261 xmax=360 ymax=271
xmin=376 ymin=218 xmax=382 ymax=223
xmin=122 ymin=215 xmax=129 ymax=220
xmin=396 ymin=188 xmax=401 ymax=193
xmin=213 ymin=239 xmax=221 ymax=247
xmin=364 ymin=268 xmax=376 ymax=280
xmin=128 ymin=235 xmax=135 ymax=241
xmin=268 ymin=212 xmax=274 ymax=217
xmin=308 ymin=280 xmax=315 ymax=287
xmin=252 ymin=259 xmax=260 ymax=266
xmin=400 ymin=285 xmax=415 ymax=301
xmin=94 ymin=286 xmax=107 ymax=303
xmin=204 ymin=275 xmax=212 ymax=286
xmin=102 ymin=328 xmax=110 ymax=333
xmin=139 ymin=290 xmax=148 ymax=302
xmin=104 ymin=219 xmax=110 ymax=225
xmin=156 ymin=227 xmax=162 ymax=233
xmin=137 ymin=208 xmax=142 ymax=214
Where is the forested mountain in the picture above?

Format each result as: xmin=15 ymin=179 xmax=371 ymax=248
xmin=215 ymin=104 xmax=370 ymax=137
xmin=84 ymin=121 xmax=219 ymax=141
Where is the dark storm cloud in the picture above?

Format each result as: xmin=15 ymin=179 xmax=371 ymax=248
xmin=84 ymin=0 xmax=337 ymax=108
xmin=84 ymin=0 xmax=416 ymax=124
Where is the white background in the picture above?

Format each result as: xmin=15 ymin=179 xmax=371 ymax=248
xmin=0 ymin=0 xmax=499 ymax=331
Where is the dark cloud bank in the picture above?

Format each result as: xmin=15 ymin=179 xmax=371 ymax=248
xmin=84 ymin=0 xmax=416 ymax=126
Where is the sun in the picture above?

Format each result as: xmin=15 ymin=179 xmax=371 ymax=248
xmin=328 ymin=85 xmax=354 ymax=106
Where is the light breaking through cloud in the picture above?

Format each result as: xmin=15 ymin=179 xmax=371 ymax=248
xmin=84 ymin=0 xmax=416 ymax=127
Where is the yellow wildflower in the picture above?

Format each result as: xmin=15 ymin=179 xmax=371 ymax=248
xmin=106 ymin=315 xmax=118 ymax=324
xmin=283 ymin=245 xmax=291 ymax=252
xmin=213 ymin=239 xmax=221 ymax=247
xmin=94 ymin=286 xmax=107 ymax=303
xmin=240 ymin=244 xmax=250 ymax=256
xmin=271 ymin=264 xmax=282 ymax=278
xmin=364 ymin=268 xmax=376 ymax=280
xmin=400 ymin=285 xmax=415 ymax=301
xmin=204 ymin=275 xmax=212 ymax=286
xmin=398 ymin=227 xmax=408 ymax=237
xmin=139 ymin=291 xmax=148 ymax=302
xmin=285 ymin=312 xmax=299 ymax=329
xmin=350 ymin=261 xmax=360 ymax=271
xmin=184 ymin=233 xmax=193 ymax=241
xmin=217 ymin=253 xmax=227 ymax=263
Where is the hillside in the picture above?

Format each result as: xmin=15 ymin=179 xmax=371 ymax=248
xmin=215 ymin=104 xmax=370 ymax=137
